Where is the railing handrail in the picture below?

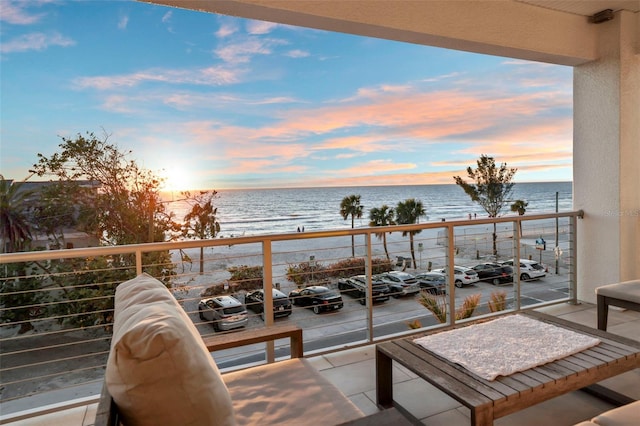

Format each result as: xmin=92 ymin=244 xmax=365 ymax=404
xmin=0 ymin=210 xmax=583 ymax=264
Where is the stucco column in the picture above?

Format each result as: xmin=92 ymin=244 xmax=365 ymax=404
xmin=574 ymin=10 xmax=639 ymax=303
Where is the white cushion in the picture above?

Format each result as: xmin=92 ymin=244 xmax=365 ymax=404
xmin=105 ymin=273 xmax=236 ymax=426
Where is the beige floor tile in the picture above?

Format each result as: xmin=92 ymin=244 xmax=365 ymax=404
xmin=495 ymin=391 xmax=614 ymax=426
xmin=348 ymin=392 xmax=379 ymax=416
xmin=320 ymin=345 xmax=376 ymax=367
xmin=420 ymin=407 xmax=470 ymax=426
xmin=318 ymin=358 xmax=377 ymax=396
xmin=387 ymin=378 xmax=462 ymax=420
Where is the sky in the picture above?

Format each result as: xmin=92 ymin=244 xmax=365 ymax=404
xmin=0 ymin=0 xmax=573 ymax=191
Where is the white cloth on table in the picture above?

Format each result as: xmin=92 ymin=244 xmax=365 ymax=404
xmin=413 ymin=314 xmax=600 ymax=381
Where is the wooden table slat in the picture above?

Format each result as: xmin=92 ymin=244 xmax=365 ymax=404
xmin=589 ymin=344 xmax=630 ymax=361
xmin=570 ymin=350 xmax=608 ymax=367
xmin=517 ymin=368 xmax=557 ymax=386
xmin=580 ymin=347 xmax=617 ymax=363
xmin=493 ymin=375 xmax=536 ymax=394
xmin=561 ymin=353 xmax=600 ymax=370
xmin=553 ymin=358 xmax=586 ymax=374
xmin=498 ymin=371 xmax=544 ymax=391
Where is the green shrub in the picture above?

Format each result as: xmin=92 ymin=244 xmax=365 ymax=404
xmin=286 ymin=257 xmax=393 ymax=287
xmin=286 ymin=261 xmax=327 ymax=287
xmin=228 ymin=265 xmax=263 ymax=291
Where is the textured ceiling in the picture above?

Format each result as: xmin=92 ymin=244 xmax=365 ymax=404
xmin=517 ymin=0 xmax=640 ymax=16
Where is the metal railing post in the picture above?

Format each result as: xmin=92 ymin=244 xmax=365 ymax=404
xmin=135 ymin=250 xmax=142 ymax=275
xmin=569 ymin=215 xmax=579 ymax=305
xmin=364 ymin=234 xmax=373 ymax=342
xmin=446 ymin=224 xmax=455 ymax=326
xmin=513 ymin=220 xmax=521 ymax=311
xmin=262 ymin=240 xmax=275 ymax=361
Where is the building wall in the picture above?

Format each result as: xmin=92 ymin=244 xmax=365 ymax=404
xmin=574 ymin=10 xmax=640 ymax=302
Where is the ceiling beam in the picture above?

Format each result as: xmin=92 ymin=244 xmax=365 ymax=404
xmin=141 ymin=0 xmax=600 ymax=66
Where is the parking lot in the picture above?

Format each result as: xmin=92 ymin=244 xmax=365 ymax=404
xmin=201 ymin=269 xmax=572 ymax=368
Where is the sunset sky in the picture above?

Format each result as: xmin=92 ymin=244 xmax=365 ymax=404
xmin=1 ymin=1 xmax=573 ymax=191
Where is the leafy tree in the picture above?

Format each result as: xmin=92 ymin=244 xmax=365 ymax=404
xmin=30 ymin=131 xmax=179 ymax=275
xmin=0 ymin=175 xmax=33 ymax=253
xmin=454 ymin=155 xmax=517 ymax=256
xmin=29 ymin=182 xmax=79 ymax=248
xmin=0 ymin=261 xmax=48 ymax=334
xmin=340 ymin=194 xmax=363 ymax=257
xmin=395 ymin=198 xmax=425 ymax=269
xmin=181 ymin=191 xmax=221 ymax=274
xmin=369 ymin=205 xmax=395 ymax=260
xmin=45 ymin=256 xmax=133 ymax=328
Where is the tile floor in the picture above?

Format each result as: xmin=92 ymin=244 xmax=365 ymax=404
xmin=3 ymin=302 xmax=640 ymax=426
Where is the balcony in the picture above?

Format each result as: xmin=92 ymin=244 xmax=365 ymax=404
xmin=2 ymin=212 xmax=639 ymax=425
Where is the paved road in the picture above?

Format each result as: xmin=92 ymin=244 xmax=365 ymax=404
xmin=212 ymin=270 xmax=572 ymax=368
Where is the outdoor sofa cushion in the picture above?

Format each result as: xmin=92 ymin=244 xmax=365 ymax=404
xmin=225 ymin=357 xmax=363 ymax=425
xmin=574 ymin=400 xmax=640 ymax=425
xmin=105 ymin=273 xmax=236 ymax=426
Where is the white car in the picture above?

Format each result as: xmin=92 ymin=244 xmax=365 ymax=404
xmin=501 ymin=259 xmax=547 ymax=281
xmin=431 ymin=266 xmax=480 ymax=288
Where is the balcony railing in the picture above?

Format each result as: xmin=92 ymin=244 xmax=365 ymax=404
xmin=0 ymin=211 xmax=582 ymax=409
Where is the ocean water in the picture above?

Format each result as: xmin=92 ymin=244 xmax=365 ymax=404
xmin=164 ymin=182 xmax=572 ymax=238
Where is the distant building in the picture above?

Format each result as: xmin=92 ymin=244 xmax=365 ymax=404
xmin=6 ymin=179 xmax=101 ymax=251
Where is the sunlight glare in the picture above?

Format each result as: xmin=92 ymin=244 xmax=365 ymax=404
xmin=162 ymin=167 xmax=195 ymax=193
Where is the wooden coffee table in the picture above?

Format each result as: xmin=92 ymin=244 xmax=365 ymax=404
xmin=376 ymin=311 xmax=640 ymax=425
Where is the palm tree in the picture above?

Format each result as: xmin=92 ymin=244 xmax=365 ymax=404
xmin=0 ymin=175 xmax=33 ymax=253
xmin=511 ymin=199 xmax=528 ymax=237
xmin=395 ymin=198 xmax=426 ymax=269
xmin=340 ymin=194 xmax=363 ymax=257
xmin=369 ymin=205 xmax=395 ymax=260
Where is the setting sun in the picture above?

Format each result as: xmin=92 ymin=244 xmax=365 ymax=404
xmin=162 ymin=167 xmax=195 ymax=193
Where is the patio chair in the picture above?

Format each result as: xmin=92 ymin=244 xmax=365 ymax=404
xmin=596 ymin=279 xmax=640 ymax=331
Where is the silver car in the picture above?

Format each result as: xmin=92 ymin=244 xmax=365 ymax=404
xmin=501 ymin=259 xmax=547 ymax=281
xmin=198 ymin=295 xmax=248 ymax=331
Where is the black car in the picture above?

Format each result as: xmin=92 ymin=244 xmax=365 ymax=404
xmin=414 ymin=272 xmax=446 ymax=295
xmin=376 ymin=271 xmax=421 ymax=297
xmin=245 ymin=288 xmax=292 ymax=319
xmin=471 ymin=263 xmax=514 ymax=285
xmin=288 ymin=285 xmax=343 ymax=314
xmin=337 ymin=275 xmax=390 ymax=305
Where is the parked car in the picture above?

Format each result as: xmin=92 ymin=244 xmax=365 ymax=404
xmin=376 ymin=271 xmax=421 ymax=297
xmin=245 ymin=288 xmax=292 ymax=319
xmin=414 ymin=272 xmax=446 ymax=295
xmin=471 ymin=263 xmax=514 ymax=285
xmin=431 ymin=266 xmax=480 ymax=288
xmin=198 ymin=295 xmax=248 ymax=331
xmin=500 ymin=259 xmax=547 ymax=281
xmin=337 ymin=275 xmax=391 ymax=305
xmin=288 ymin=285 xmax=343 ymax=314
